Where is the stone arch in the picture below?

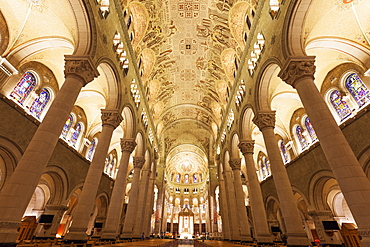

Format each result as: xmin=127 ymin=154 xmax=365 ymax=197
xmin=123 ymin=105 xmax=136 ymax=138
xmin=0 ymin=137 xmax=22 ymax=189
xmin=223 ymin=150 xmax=231 ymax=171
xmin=282 ymin=0 xmax=313 ymax=57
xmin=255 ymin=60 xmax=282 ymax=111
xmin=134 ymin=131 xmax=145 ymax=157
xmin=240 ymin=106 xmax=255 ymax=140
xmin=42 ymin=165 xmax=69 ymax=205
xmin=95 ymin=60 xmax=121 ymax=110
xmin=306 ymin=38 xmax=370 ymax=69
xmin=67 ymin=0 xmax=96 ymax=56
xmin=308 ymin=170 xmax=337 ymax=211
xmin=358 ymin=145 xmax=370 ymax=178
xmin=0 ymin=10 xmax=10 ymax=55
xmin=230 ymin=133 xmax=241 ymax=159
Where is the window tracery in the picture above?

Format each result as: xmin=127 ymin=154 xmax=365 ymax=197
xmin=87 ymin=138 xmax=97 ymax=161
xmin=29 ymin=88 xmax=50 ymax=119
xmin=258 ymin=152 xmax=271 ymax=181
xmin=11 ymin=72 xmax=36 ymax=104
xmin=329 ymin=89 xmax=352 ymax=121
xmin=345 ymin=73 xmax=370 ymax=107
xmin=279 ymin=140 xmax=289 ymax=164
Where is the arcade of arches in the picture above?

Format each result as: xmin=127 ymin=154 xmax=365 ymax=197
xmin=1 ymin=0 xmax=370 ymax=246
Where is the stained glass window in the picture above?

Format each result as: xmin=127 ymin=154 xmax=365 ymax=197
xmin=258 ymin=153 xmax=271 ymax=180
xmin=70 ymin=123 xmax=82 ymax=147
xmin=279 ymin=140 xmax=289 ymax=164
xmin=176 ymin=174 xmax=181 ymax=183
xmin=105 ymin=155 xmax=111 ymax=174
xmin=61 ymin=115 xmax=73 ymax=139
xmin=11 ymin=72 xmax=37 ymax=104
xmin=296 ymin=125 xmax=308 ymax=150
xmin=87 ymin=138 xmax=97 ymax=161
xmin=345 ymin=73 xmax=370 ymax=107
xmin=193 ymin=174 xmax=197 ymax=183
xmin=304 ymin=117 xmax=318 ymax=142
xmin=330 ymin=90 xmax=352 ymax=120
xmin=109 ymin=158 xmax=115 ymax=177
xmin=29 ymin=88 xmax=50 ymax=119
xmin=185 ymin=174 xmax=189 ymax=184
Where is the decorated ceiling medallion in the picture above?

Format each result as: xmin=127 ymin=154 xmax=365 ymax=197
xmin=180 ymin=69 xmax=196 ymax=81
xmin=180 ymin=39 xmax=198 ymax=55
xmin=178 ymin=0 xmax=200 ymax=18
xmin=180 ymin=160 xmax=194 ymax=173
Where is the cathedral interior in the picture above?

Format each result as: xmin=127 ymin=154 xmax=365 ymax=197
xmin=1 ymin=0 xmax=370 ymax=246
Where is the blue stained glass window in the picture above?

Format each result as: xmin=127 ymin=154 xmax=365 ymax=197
xmin=330 ymin=90 xmax=352 ymax=120
xmin=176 ymin=174 xmax=181 ymax=183
xmin=296 ymin=125 xmax=308 ymax=150
xmin=279 ymin=140 xmax=289 ymax=164
xmin=109 ymin=158 xmax=115 ymax=176
xmin=345 ymin=73 xmax=370 ymax=107
xmin=259 ymin=154 xmax=271 ymax=180
xmin=264 ymin=157 xmax=270 ymax=177
xmin=30 ymin=88 xmax=50 ymax=119
xmin=61 ymin=115 xmax=73 ymax=139
xmin=304 ymin=117 xmax=317 ymax=142
xmin=70 ymin=123 xmax=82 ymax=146
xmin=11 ymin=72 xmax=36 ymax=104
xmin=87 ymin=138 xmax=97 ymax=161
xmin=105 ymin=155 xmax=111 ymax=174
xmin=193 ymin=174 xmax=197 ymax=183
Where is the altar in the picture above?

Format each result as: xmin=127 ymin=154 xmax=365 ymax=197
xmin=178 ymin=206 xmax=194 ymax=239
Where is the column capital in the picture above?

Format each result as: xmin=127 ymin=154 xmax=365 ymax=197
xmin=120 ymin=138 xmax=136 ymax=153
xmin=133 ymin=156 xmax=145 ymax=169
xmin=229 ymin=158 xmax=241 ymax=170
xmin=278 ymin=56 xmax=316 ymax=88
xmin=253 ymin=111 xmax=276 ymax=130
xmin=101 ymin=109 xmax=123 ymax=128
xmin=238 ymin=140 xmax=255 ymax=155
xmin=64 ymin=55 xmax=99 ymax=86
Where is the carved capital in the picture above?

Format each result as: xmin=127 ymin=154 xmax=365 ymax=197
xmin=229 ymin=158 xmax=241 ymax=170
xmin=253 ymin=111 xmax=276 ymax=130
xmin=238 ymin=140 xmax=255 ymax=155
xmin=64 ymin=55 xmax=99 ymax=86
xmin=278 ymin=56 xmax=316 ymax=88
xmin=133 ymin=156 xmax=145 ymax=169
xmin=120 ymin=138 xmax=136 ymax=153
xmin=101 ymin=109 xmax=123 ymax=128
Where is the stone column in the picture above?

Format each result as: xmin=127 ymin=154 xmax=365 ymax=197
xmin=154 ymin=171 xmax=165 ymax=236
xmin=143 ymin=153 xmax=158 ymax=236
xmin=162 ymin=202 xmax=169 ymax=234
xmin=223 ymin=169 xmax=241 ymax=241
xmin=229 ymin=158 xmax=253 ymax=242
xmin=101 ymin=138 xmax=136 ymax=240
xmin=253 ymin=111 xmax=310 ymax=246
xmin=65 ymin=109 xmax=122 ymax=241
xmin=170 ymin=205 xmax=174 ymax=234
xmin=121 ymin=156 xmax=145 ymax=239
xmin=238 ymin=140 xmax=273 ymax=244
xmin=279 ymin=56 xmax=370 ymax=246
xmin=198 ymin=206 xmax=202 ymax=234
xmin=218 ymin=175 xmax=231 ymax=240
xmin=132 ymin=165 xmax=151 ymax=238
xmin=0 ymin=56 xmax=98 ymax=244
